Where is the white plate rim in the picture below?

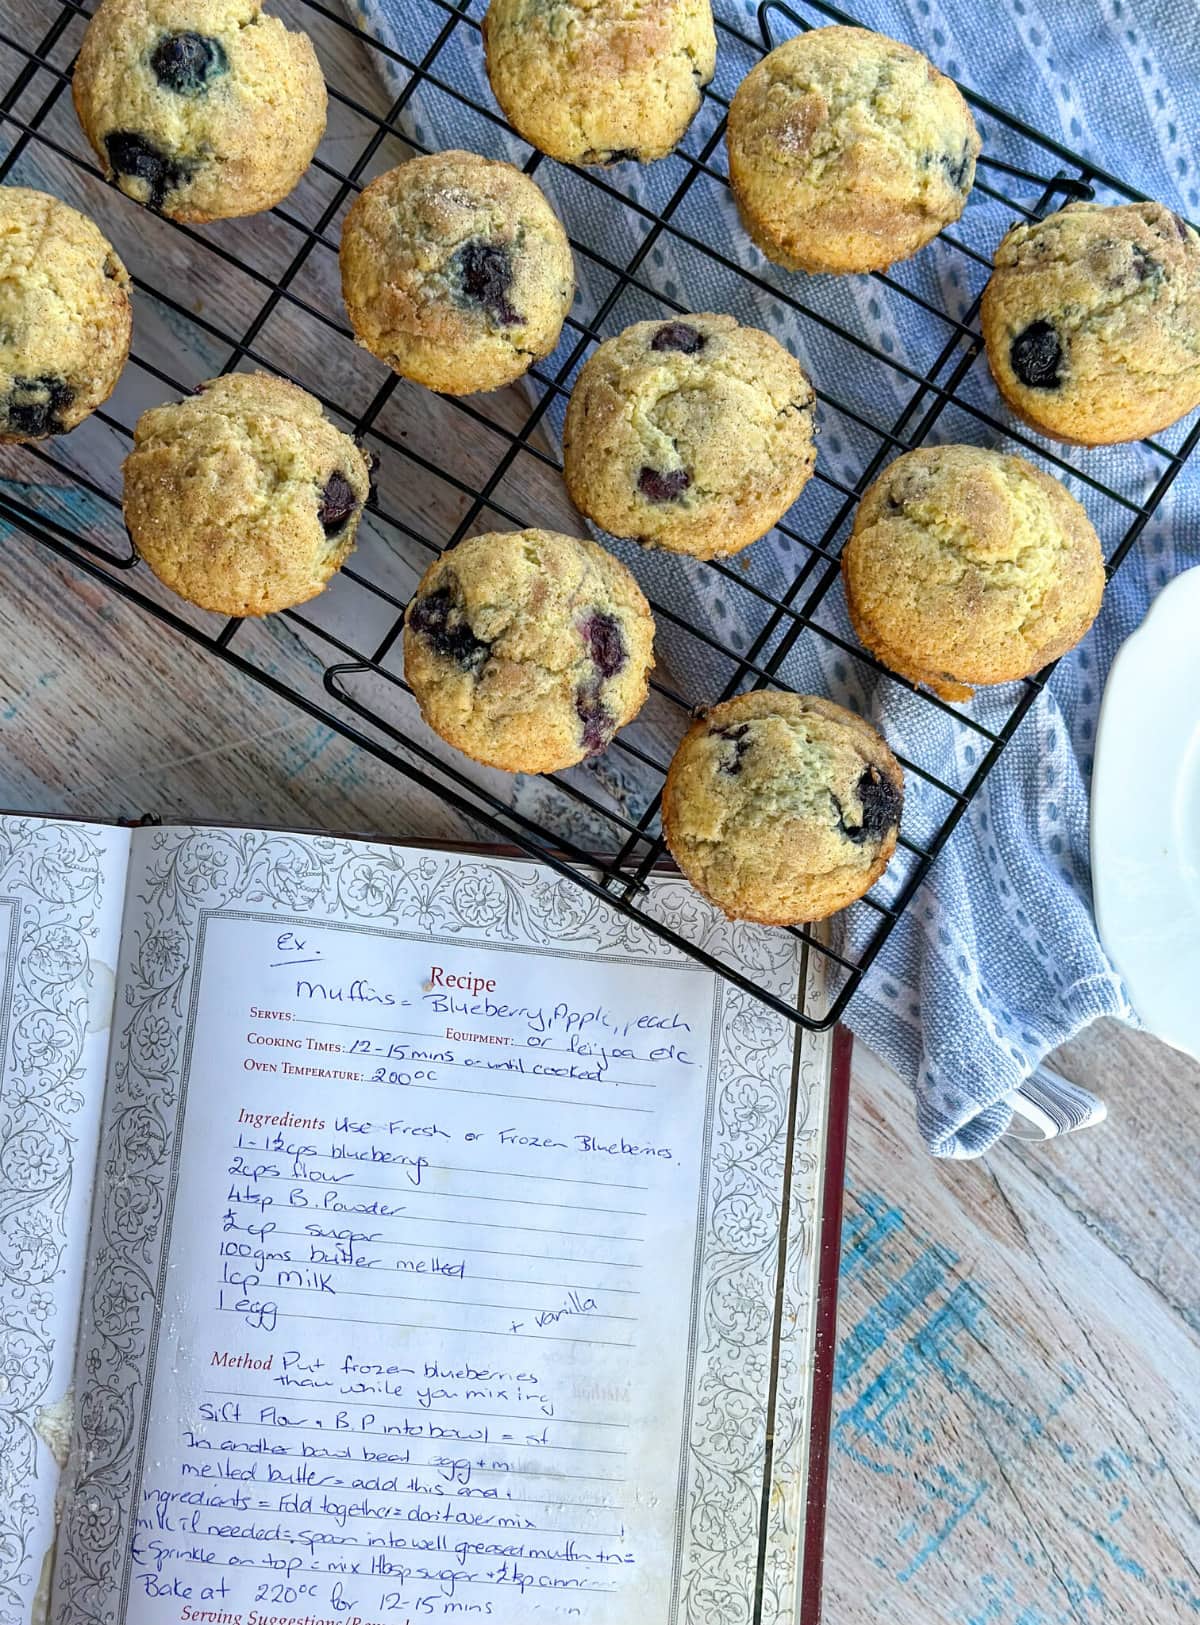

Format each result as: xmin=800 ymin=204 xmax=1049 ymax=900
xmin=1091 ymin=564 xmax=1200 ymax=1060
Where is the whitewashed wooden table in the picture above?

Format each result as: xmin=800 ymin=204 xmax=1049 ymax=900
xmin=2 ymin=534 xmax=1197 ymax=1624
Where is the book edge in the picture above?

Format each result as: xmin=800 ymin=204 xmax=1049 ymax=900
xmin=798 ymin=1023 xmax=852 ymax=1625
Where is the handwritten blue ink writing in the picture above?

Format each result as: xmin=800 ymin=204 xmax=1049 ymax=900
xmin=296 ymin=977 xmax=397 ymax=1006
xmin=422 ymin=993 xmax=691 ymax=1041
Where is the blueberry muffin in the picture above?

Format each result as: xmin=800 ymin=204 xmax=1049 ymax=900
xmin=662 ymin=692 xmax=903 ymax=924
xmin=123 ymin=372 xmax=371 ymax=615
xmin=340 ymin=151 xmax=574 ymax=396
xmin=981 ymin=201 xmax=1200 ymax=445
xmin=842 ymin=444 xmax=1105 ymax=701
xmin=73 ymin=0 xmax=326 ymax=222
xmin=482 ymin=0 xmax=716 ymax=166
xmin=563 ymin=314 xmax=816 ymax=559
xmin=0 ymin=186 xmax=132 ymax=442
xmin=404 ymin=528 xmax=654 ymax=773
xmin=727 ymin=26 xmax=979 ymax=275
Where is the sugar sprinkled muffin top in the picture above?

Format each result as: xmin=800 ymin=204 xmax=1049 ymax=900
xmin=842 ymin=444 xmax=1106 ymax=700
xmin=340 ymin=151 xmax=574 ymax=396
xmin=483 ymin=0 xmax=716 ymax=166
xmin=981 ymin=200 xmax=1200 ymax=445
xmin=123 ymin=372 xmax=372 ymax=616
xmin=0 ymin=185 xmax=132 ymax=442
xmin=404 ymin=527 xmax=655 ymax=774
xmin=563 ymin=313 xmax=816 ymax=559
xmin=727 ymin=25 xmax=979 ymax=274
xmin=662 ymin=690 xmax=903 ymax=924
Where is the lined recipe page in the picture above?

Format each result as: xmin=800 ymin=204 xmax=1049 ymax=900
xmin=64 ymin=836 xmax=741 ymax=1625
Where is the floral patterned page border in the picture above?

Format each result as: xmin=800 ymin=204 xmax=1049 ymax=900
xmin=761 ymin=949 xmax=832 ymax=1625
xmin=52 ymin=827 xmax=828 ymax=1625
xmin=0 ymin=818 xmax=130 ymax=1625
xmin=668 ymin=927 xmax=831 ymax=1625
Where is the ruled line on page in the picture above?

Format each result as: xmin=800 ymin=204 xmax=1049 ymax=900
xmin=424 ymin=1162 xmax=650 ymax=1191
xmin=352 ymin=1053 xmax=658 ymax=1091
xmin=181 ymin=1442 xmax=626 ymax=1489
xmin=180 ymin=1444 xmax=627 ymax=1507
xmin=278 ymin=1035 xmax=659 ymax=1094
xmin=207 ymin=1390 xmax=632 ymax=1429
xmin=287 ymin=1263 xmax=640 ymax=1296
xmin=246 ymin=1226 xmax=643 ymax=1270
xmin=289 ymin=1014 xmax=668 ymax=1071
xmin=362 ymin=1077 xmax=654 ymax=1113
xmin=225 ymin=1205 xmax=642 ymax=1243
xmin=123 ymin=1562 xmax=616 ymax=1593
xmin=220 ymin=1267 xmax=638 ymax=1314
xmin=176 ymin=1523 xmax=628 ymax=1546
xmin=187 ymin=1413 xmax=626 ymax=1458
xmin=217 ymin=1247 xmax=642 ymax=1294
xmin=232 ymin=1144 xmax=651 ymax=1192
xmin=215 ymin=1307 xmax=635 ymax=1347
xmin=467 ymin=1272 xmax=640 ymax=1295
xmin=237 ymin=1211 xmax=644 ymax=1243
xmin=227 ymin=1160 xmax=647 ymax=1218
xmin=248 ymin=1282 xmax=638 ymax=1320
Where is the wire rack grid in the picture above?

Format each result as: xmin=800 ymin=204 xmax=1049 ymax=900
xmin=0 ymin=0 xmax=1196 ymax=1031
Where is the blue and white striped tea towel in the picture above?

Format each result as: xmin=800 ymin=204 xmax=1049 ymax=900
xmin=345 ymin=0 xmax=1200 ymax=1156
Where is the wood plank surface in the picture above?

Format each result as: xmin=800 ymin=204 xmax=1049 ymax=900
xmin=831 ymin=1035 xmax=1200 ymax=1624
xmin=2 ymin=535 xmax=1197 ymax=1625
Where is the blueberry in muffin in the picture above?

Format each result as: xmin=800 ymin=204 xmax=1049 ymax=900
xmin=563 ymin=313 xmax=816 ymax=560
xmin=149 ymin=29 xmax=228 ymax=94
xmin=981 ymin=200 xmax=1200 ymax=444
xmin=123 ymin=372 xmax=371 ymax=616
xmin=404 ymin=528 xmax=654 ymax=774
xmin=340 ymin=151 xmax=574 ymax=396
xmin=662 ymin=691 xmax=903 ymax=923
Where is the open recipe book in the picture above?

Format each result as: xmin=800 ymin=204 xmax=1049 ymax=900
xmin=0 ymin=815 xmax=846 ymax=1625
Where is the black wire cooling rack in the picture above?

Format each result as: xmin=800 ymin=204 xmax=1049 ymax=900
xmin=0 ymin=0 xmax=1196 ymax=1031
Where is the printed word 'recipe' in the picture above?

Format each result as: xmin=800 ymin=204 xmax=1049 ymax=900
xmin=428 ymin=965 xmax=498 ymax=997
